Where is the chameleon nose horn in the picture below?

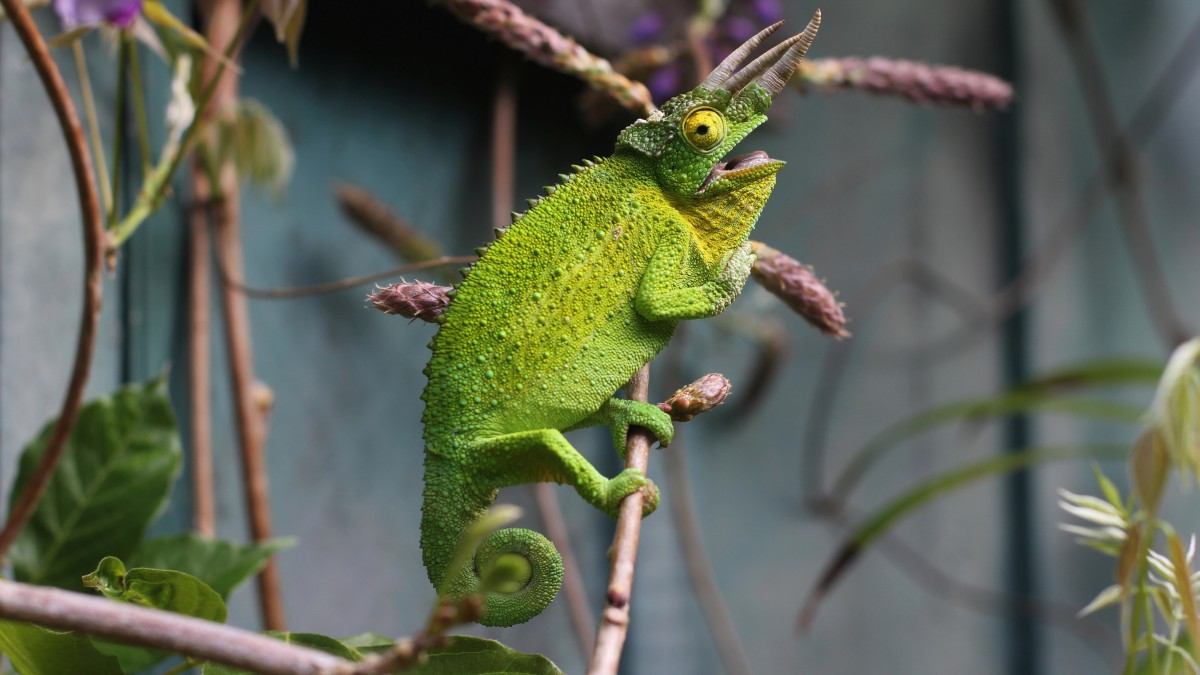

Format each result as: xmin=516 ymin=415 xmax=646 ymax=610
xmin=720 ymin=9 xmax=822 ymax=96
xmin=699 ymin=21 xmax=783 ymax=90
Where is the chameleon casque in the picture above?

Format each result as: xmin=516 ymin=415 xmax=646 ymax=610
xmin=418 ymin=13 xmax=822 ymax=626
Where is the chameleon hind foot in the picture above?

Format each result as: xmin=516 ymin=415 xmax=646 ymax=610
xmin=606 ymin=467 xmax=659 ymax=518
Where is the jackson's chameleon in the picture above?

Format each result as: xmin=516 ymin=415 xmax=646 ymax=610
xmin=418 ymin=14 xmax=821 ymax=626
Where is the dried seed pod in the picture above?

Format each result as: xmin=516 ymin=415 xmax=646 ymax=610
xmin=749 ymin=241 xmax=849 ymax=338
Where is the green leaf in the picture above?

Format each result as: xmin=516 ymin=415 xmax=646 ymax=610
xmin=81 ymin=555 xmax=227 ymax=672
xmin=0 ymin=621 xmax=122 ymax=675
xmin=9 ymin=376 xmax=182 ymax=590
xmin=82 ymin=557 xmax=227 ymax=623
xmin=202 ymin=632 xmax=362 ymax=674
xmin=130 ymin=533 xmax=294 ymax=599
xmin=412 ymin=636 xmax=563 ymax=675
xmin=338 ymin=632 xmax=396 ymax=654
xmin=799 ymin=444 xmax=1129 ymax=631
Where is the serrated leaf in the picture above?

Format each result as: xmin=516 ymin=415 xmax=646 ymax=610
xmin=82 ymin=555 xmax=227 ymax=672
xmin=82 ymin=557 xmax=227 ymax=623
xmin=130 ymin=533 xmax=294 ymax=599
xmin=9 ymin=376 xmax=182 ymax=590
xmin=411 ymin=636 xmax=562 ymax=675
xmin=202 ymin=632 xmax=362 ymax=674
xmin=338 ymin=632 xmax=396 ymax=654
xmin=0 ymin=621 xmax=122 ymax=675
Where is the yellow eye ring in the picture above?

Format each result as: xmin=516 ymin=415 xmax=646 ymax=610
xmin=681 ymin=107 xmax=726 ymax=151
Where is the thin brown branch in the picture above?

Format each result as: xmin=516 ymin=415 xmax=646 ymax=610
xmin=198 ymin=0 xmax=285 ymax=630
xmin=218 ymin=255 xmax=478 ymax=299
xmin=665 ymin=436 xmax=753 ymax=675
xmin=1045 ymin=0 xmax=1192 ymax=348
xmin=188 ymin=186 xmax=215 ymax=537
xmin=491 ymin=55 xmax=518 ymax=231
xmin=0 ymin=579 xmax=353 ymax=675
xmin=534 ymin=483 xmax=595 ymax=655
xmin=214 ymin=188 xmax=287 ymax=629
xmin=0 ymin=0 xmax=105 ymax=563
xmin=588 ymin=365 xmax=653 ymax=675
xmin=816 ymin=508 xmax=1121 ymax=667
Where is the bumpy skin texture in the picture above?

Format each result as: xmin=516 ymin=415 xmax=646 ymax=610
xmin=419 ymin=81 xmax=786 ymax=627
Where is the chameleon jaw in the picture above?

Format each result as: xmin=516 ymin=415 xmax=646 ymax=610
xmin=697 ymin=150 xmax=783 ymax=194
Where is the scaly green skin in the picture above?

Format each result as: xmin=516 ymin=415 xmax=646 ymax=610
xmin=419 ymin=42 xmax=806 ymax=625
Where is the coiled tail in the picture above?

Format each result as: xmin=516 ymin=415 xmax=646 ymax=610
xmin=421 ymin=455 xmax=564 ymax=627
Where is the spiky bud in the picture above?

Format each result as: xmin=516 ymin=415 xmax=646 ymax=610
xmin=658 ymin=373 xmax=733 ymax=422
xmin=749 ymin=241 xmax=850 ymax=338
xmin=368 ymin=281 xmax=452 ymax=323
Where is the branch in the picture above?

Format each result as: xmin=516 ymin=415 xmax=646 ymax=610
xmin=0 ymin=579 xmax=353 ymax=675
xmin=0 ymin=0 xmax=105 ymax=563
xmin=188 ymin=191 xmax=216 ymax=537
xmin=588 ymin=365 xmax=653 ymax=675
xmin=436 ymin=0 xmax=654 ymax=115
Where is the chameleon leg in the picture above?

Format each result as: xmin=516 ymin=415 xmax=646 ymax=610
xmin=564 ymin=397 xmax=675 ymax=458
xmin=424 ymin=431 xmax=658 ymax=627
xmin=636 ymin=238 xmax=755 ymax=321
xmin=470 ymin=428 xmax=659 ymax=518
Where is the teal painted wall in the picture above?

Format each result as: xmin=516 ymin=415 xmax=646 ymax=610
xmin=3 ymin=1 xmax=1200 ymax=673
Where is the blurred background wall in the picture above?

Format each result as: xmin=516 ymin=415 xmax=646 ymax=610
xmin=2 ymin=0 xmax=1199 ymax=672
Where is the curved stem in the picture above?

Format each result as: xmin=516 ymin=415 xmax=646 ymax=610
xmin=0 ymin=0 xmax=105 ymax=563
xmin=588 ymin=365 xmax=652 ymax=675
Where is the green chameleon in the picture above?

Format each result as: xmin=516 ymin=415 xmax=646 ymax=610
xmin=419 ymin=13 xmax=821 ymax=627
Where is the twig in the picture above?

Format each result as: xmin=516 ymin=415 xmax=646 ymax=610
xmin=0 ymin=0 xmax=105 ymax=563
xmin=665 ymin=436 xmax=753 ymax=675
xmin=795 ymin=57 xmax=1013 ymax=110
xmin=188 ymin=188 xmax=215 ymax=537
xmin=197 ymin=0 xmax=285 ymax=630
xmin=217 ymin=255 xmax=478 ymax=299
xmin=588 ymin=365 xmax=653 ymax=675
xmin=1045 ymin=0 xmax=1192 ymax=348
xmin=534 ymin=484 xmax=595 ymax=655
xmin=0 ymin=579 xmax=353 ymax=675
xmin=214 ymin=188 xmax=287 ymax=629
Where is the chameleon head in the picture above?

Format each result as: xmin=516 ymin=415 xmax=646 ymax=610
xmin=616 ymin=11 xmax=821 ymax=200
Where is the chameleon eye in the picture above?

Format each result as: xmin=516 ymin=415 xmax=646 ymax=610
xmin=681 ymin=107 xmax=726 ymax=151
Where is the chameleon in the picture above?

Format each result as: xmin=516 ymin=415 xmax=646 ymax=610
xmin=418 ymin=12 xmax=822 ymax=627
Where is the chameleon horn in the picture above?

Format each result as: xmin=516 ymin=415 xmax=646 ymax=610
xmin=699 ymin=21 xmax=783 ymax=90
xmin=754 ymin=9 xmax=821 ymax=96
xmin=720 ymin=13 xmax=818 ymax=95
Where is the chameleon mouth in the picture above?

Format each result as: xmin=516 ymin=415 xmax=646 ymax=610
xmin=697 ymin=150 xmax=783 ymax=194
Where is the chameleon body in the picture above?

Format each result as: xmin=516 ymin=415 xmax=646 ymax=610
xmin=418 ymin=14 xmax=821 ymax=626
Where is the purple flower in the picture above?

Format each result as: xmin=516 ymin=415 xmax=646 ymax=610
xmin=647 ymin=61 xmax=682 ymax=100
xmin=54 ymin=0 xmax=142 ymax=28
xmin=627 ymin=11 xmax=665 ymax=45
xmin=750 ymin=0 xmax=784 ymax=25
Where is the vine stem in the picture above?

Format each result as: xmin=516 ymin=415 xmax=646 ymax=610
xmin=588 ymin=365 xmax=653 ymax=675
xmin=0 ymin=579 xmax=353 ymax=675
xmin=0 ymin=0 xmax=105 ymax=563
